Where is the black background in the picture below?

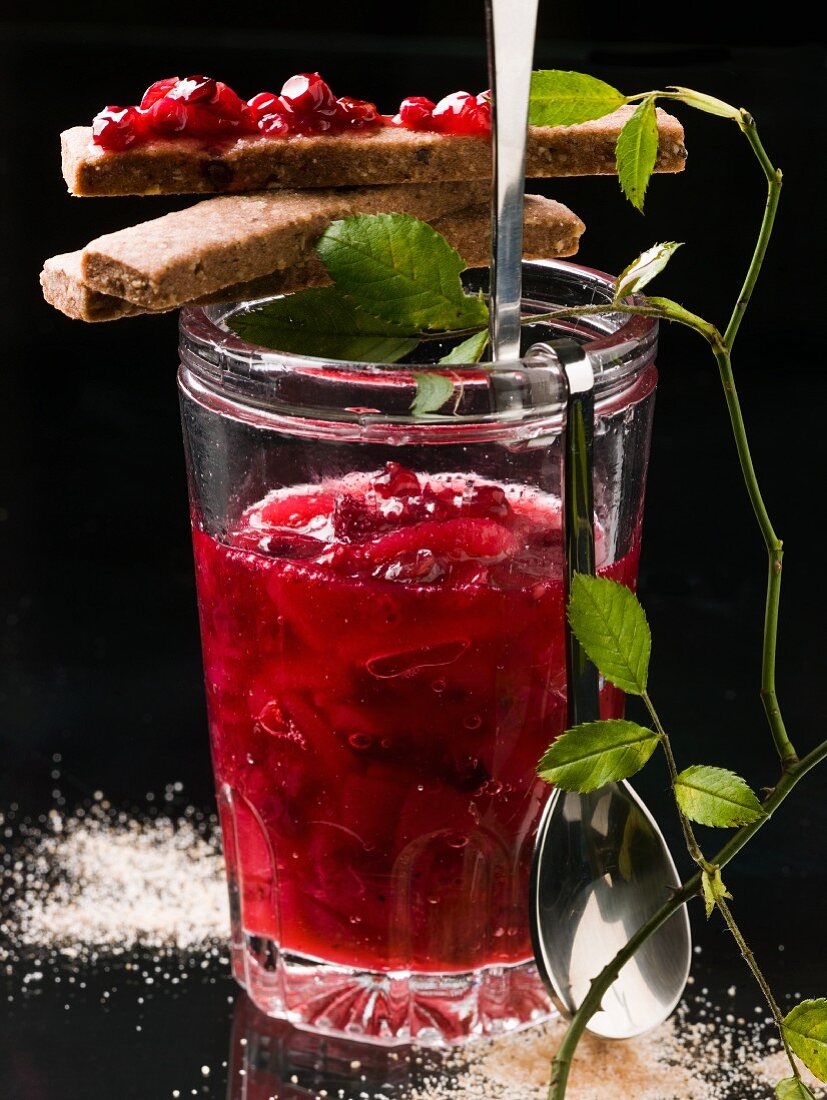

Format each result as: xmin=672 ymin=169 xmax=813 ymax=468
xmin=0 ymin=8 xmax=825 ymax=1099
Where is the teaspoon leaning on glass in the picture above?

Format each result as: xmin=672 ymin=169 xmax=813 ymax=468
xmin=484 ymin=0 xmax=692 ymax=1038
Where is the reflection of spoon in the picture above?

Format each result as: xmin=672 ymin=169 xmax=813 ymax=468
xmin=528 ymin=339 xmax=692 ymax=1038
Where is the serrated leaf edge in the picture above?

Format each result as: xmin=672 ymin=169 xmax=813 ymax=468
xmin=616 ymin=96 xmax=659 ymax=212
xmin=674 ymin=765 xmax=767 ymax=827
xmin=537 ymin=719 xmax=660 ymax=792
xmin=568 ymin=575 xmax=651 ymax=695
xmin=783 ymin=1000 xmax=827 ymax=1084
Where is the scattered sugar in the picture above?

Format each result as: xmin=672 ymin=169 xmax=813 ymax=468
xmin=2 ymin=795 xmax=824 ymax=1099
xmin=411 ymin=1016 xmax=709 ymax=1100
xmin=1 ymin=800 xmax=227 ymax=962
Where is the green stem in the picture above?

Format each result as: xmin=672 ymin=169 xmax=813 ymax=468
xmin=647 ymin=684 xmax=797 ymax=1079
xmin=712 ymin=344 xmax=795 ymax=768
xmin=547 ymin=739 xmax=827 ymax=1100
xmin=714 ymin=895 xmax=801 ymax=1080
xmin=724 ymin=112 xmax=784 ymax=352
xmin=642 ymin=691 xmax=707 ymax=866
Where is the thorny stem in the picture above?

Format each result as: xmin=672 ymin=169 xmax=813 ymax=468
xmin=642 ymin=691 xmax=706 ymax=865
xmin=647 ymin=682 xmax=800 ymax=1081
xmin=547 ymin=740 xmax=827 ymax=1099
xmin=644 ymin=687 xmax=799 ymax=1079
xmin=714 ymin=894 xmax=801 ymax=1079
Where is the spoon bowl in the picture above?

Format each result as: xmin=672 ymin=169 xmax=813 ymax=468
xmin=531 ymin=781 xmax=692 ymax=1039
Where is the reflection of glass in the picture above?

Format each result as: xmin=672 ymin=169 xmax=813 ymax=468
xmin=179 ymin=261 xmax=658 ymax=1045
xmin=227 ymin=993 xmax=422 ymax=1099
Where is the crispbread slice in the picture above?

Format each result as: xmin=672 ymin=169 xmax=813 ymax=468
xmin=42 ymin=195 xmax=585 ymax=322
xmin=79 ymin=181 xmax=490 ymax=310
xmin=62 ymin=106 xmax=686 ymax=197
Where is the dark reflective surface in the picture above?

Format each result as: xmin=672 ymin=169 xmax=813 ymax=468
xmin=1 ymin=18 xmax=825 ymax=1100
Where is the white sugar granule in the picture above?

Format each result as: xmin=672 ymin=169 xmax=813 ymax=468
xmin=2 ymin=804 xmax=228 ymax=959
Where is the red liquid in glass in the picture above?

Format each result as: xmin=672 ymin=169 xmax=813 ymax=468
xmin=193 ymin=465 xmax=639 ymax=974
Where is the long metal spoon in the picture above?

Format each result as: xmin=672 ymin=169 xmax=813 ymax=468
xmin=527 ymin=339 xmax=692 ymax=1038
xmin=484 ymin=1 xmax=690 ymax=1037
xmin=485 ymin=0 xmax=539 ymax=361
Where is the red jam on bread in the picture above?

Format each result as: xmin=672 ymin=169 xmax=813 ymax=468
xmin=91 ymin=73 xmax=492 ymax=150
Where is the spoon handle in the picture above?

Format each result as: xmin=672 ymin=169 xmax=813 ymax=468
xmin=485 ymin=0 xmax=539 ymax=361
xmin=558 ymin=340 xmax=601 ymax=726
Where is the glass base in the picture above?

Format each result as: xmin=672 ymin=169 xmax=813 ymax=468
xmin=231 ymin=935 xmax=555 ymax=1046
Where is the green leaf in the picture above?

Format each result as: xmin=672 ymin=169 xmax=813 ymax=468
xmin=776 ymin=1078 xmax=817 ymax=1100
xmin=616 ymin=96 xmax=659 ymax=212
xmin=410 ymin=373 xmax=455 ymax=416
xmin=529 ymin=70 xmax=626 ymax=127
xmin=438 ymin=329 xmax=489 ymax=365
xmin=227 ymin=286 xmax=419 ymax=363
xmin=674 ymin=766 xmax=767 ymax=827
xmin=783 ymin=1000 xmax=827 ymax=1084
xmin=700 ymin=865 xmax=733 ymax=919
xmin=537 ymin=719 xmax=660 ymax=792
xmin=317 ymin=213 xmax=490 ymax=332
xmin=667 ymin=85 xmax=740 ymax=120
xmin=567 ymin=574 xmax=651 ymax=695
xmin=615 ymin=242 xmax=684 ymax=300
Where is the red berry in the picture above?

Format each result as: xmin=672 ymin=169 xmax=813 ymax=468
xmin=432 ymin=90 xmax=491 ymax=135
xmin=280 ymin=72 xmax=338 ymax=120
xmin=91 ymin=106 xmax=145 ymax=151
xmin=247 ymin=91 xmax=281 ymax=119
xmin=257 ymin=112 xmax=291 ymax=136
xmin=392 ymin=96 xmax=436 ymax=130
xmin=167 ymin=75 xmax=217 ymax=103
xmin=248 ymin=92 xmax=291 ymax=135
xmin=336 ymin=96 xmax=380 ymax=128
xmin=148 ymin=96 xmax=189 ymax=135
xmin=373 ymin=462 xmax=422 ymax=499
xmin=211 ymin=81 xmax=246 ymax=117
xmin=140 ymin=77 xmax=179 ymax=110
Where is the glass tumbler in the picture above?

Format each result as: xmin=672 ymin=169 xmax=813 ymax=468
xmin=178 ymin=260 xmax=658 ymax=1046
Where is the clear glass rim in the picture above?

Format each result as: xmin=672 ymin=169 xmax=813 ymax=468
xmin=179 ymin=259 xmax=657 ymax=432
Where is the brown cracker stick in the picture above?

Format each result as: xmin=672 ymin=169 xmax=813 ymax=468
xmin=80 ymin=181 xmax=488 ymax=310
xmin=79 ymin=180 xmax=490 ymax=310
xmin=62 ymin=106 xmax=686 ymax=197
xmin=42 ymin=195 xmax=585 ymax=322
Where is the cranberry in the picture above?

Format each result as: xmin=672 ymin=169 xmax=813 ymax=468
xmin=140 ymin=76 xmax=179 ymax=110
xmin=374 ymin=549 xmax=444 ymax=584
xmin=247 ymin=91 xmax=281 ymax=119
xmin=392 ymin=96 xmax=436 ymax=130
xmin=257 ymin=111 xmax=291 ymax=136
xmin=91 ymin=106 xmax=145 ymax=151
xmin=248 ymin=92 xmax=291 ymax=135
xmin=211 ymin=81 xmax=247 ymax=116
xmin=280 ymin=72 xmax=338 ymax=121
xmin=167 ymin=75 xmax=217 ymax=103
xmin=431 ymin=91 xmax=491 ymax=136
xmin=463 ymin=484 xmax=511 ymax=520
xmin=148 ymin=97 xmax=189 ymax=135
xmin=336 ymin=96 xmax=380 ymax=128
xmin=373 ymin=462 xmax=422 ymax=499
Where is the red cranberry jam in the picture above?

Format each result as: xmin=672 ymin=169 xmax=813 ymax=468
xmin=91 ymin=74 xmax=492 ymax=150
